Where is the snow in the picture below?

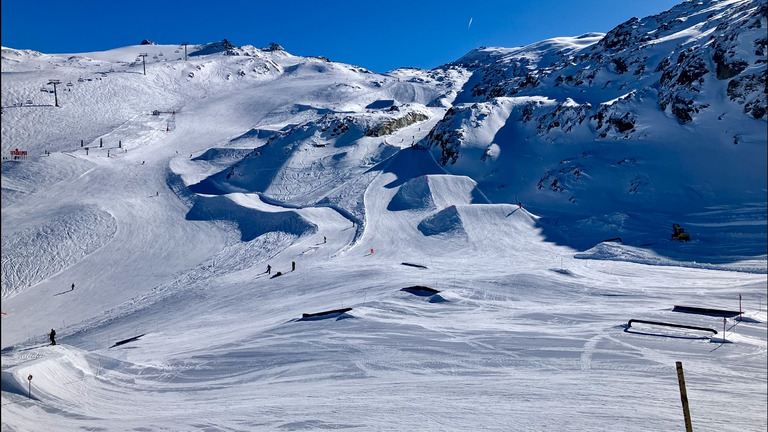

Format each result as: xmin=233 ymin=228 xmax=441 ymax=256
xmin=2 ymin=15 xmax=767 ymax=432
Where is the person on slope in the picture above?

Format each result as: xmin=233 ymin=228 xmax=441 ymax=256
xmin=266 ymin=264 xmax=271 ymax=274
xmin=49 ymin=328 xmax=56 ymax=346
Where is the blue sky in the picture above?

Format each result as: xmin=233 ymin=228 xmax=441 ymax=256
xmin=2 ymin=0 xmax=681 ymax=72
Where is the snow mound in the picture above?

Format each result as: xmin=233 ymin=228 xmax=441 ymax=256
xmin=388 ymin=176 xmax=435 ymax=211
xmin=185 ymin=195 xmax=316 ymax=241
xmin=418 ymin=205 xmax=466 ymax=237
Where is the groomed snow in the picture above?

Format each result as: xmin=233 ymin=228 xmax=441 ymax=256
xmin=1 ymin=37 xmax=766 ymax=432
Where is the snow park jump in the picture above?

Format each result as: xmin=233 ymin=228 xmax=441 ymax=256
xmin=300 ymin=308 xmax=353 ymax=320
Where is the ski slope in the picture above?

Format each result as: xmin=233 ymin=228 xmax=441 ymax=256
xmin=2 ymin=37 xmax=766 ymax=432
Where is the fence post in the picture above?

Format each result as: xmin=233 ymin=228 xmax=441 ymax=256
xmin=723 ymin=318 xmax=727 ymax=342
xmin=676 ymin=362 xmax=694 ymax=432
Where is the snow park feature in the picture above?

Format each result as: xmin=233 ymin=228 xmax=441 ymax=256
xmin=1 ymin=0 xmax=766 ymax=431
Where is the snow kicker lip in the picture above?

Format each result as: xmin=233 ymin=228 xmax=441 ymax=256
xmin=400 ymin=286 xmax=440 ymax=296
xmin=299 ymin=308 xmax=353 ymax=321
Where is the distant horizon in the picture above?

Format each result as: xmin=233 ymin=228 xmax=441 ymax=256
xmin=1 ymin=0 xmax=681 ymax=72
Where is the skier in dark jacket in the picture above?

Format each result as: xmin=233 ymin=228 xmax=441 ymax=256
xmin=266 ymin=264 xmax=271 ymax=274
xmin=49 ymin=329 xmax=56 ymax=346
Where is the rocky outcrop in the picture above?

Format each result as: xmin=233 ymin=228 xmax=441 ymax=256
xmin=431 ymin=0 xmax=766 ymax=169
xmin=366 ymin=112 xmax=429 ymax=137
xmin=727 ymin=72 xmax=767 ymax=119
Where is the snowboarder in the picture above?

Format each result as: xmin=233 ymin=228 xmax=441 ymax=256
xmin=323 ymin=236 xmax=326 ymax=243
xmin=518 ymin=201 xmax=522 ymax=209
xmin=266 ymin=264 xmax=271 ymax=274
xmin=49 ymin=329 xmax=56 ymax=346
xmin=292 ymin=261 xmax=296 ymax=272
xmin=71 ymin=283 xmax=75 ymax=291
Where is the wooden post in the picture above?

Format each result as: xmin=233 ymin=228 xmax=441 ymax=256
xmin=723 ymin=318 xmax=727 ymax=342
xmin=739 ymin=294 xmax=742 ymax=321
xmin=676 ymin=361 xmax=694 ymax=432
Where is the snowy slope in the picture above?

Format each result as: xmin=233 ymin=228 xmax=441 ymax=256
xmin=428 ymin=0 xmax=767 ymax=228
xmin=1 ymin=0 xmax=766 ymax=431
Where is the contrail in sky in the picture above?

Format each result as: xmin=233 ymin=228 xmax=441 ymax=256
xmin=468 ymin=17 xmax=473 ymax=29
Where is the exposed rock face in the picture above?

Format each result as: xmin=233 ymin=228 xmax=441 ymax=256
xmin=189 ymin=39 xmax=238 ymax=57
xmin=366 ymin=112 xmax=429 ymax=137
xmin=431 ymin=0 xmax=765 ymax=152
xmin=422 ymin=0 xmax=765 ymax=208
xmin=728 ymin=72 xmax=767 ymax=119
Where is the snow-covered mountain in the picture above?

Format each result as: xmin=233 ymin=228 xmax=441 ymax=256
xmin=427 ymin=0 xmax=766 ymax=221
xmin=1 ymin=0 xmax=766 ymax=431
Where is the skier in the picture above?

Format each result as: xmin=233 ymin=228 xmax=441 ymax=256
xmin=71 ymin=283 xmax=75 ymax=291
xmin=266 ymin=264 xmax=271 ymax=274
xmin=292 ymin=261 xmax=296 ymax=272
xmin=323 ymin=236 xmax=326 ymax=243
xmin=49 ymin=329 xmax=56 ymax=346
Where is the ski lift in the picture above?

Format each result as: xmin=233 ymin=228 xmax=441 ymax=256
xmin=174 ymin=50 xmax=179 ymax=53
xmin=26 ymin=100 xmax=33 ymax=105
xmin=78 ymin=77 xmax=85 ymax=82
xmin=158 ymin=53 xmax=163 ymax=56
xmin=66 ymin=82 xmax=74 ymax=86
